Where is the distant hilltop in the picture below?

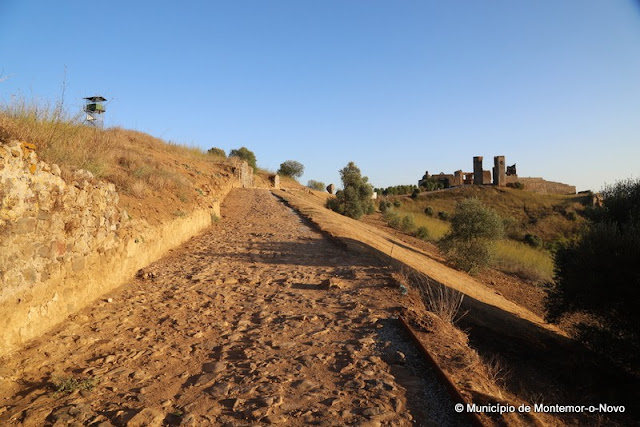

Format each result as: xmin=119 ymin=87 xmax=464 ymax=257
xmin=419 ymin=155 xmax=576 ymax=195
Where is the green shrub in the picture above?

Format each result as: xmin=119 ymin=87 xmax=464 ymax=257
xmin=524 ymin=233 xmax=542 ymax=248
xmin=546 ymin=178 xmax=640 ymax=370
xmin=379 ymin=200 xmax=392 ymax=213
xmin=388 ymin=214 xmax=401 ymax=229
xmin=437 ymin=211 xmax=450 ymax=221
xmin=415 ymin=226 xmax=429 ymax=240
xmin=325 ymin=162 xmax=374 ymax=220
xmin=438 ymin=198 xmax=504 ymax=274
xmin=401 ymin=215 xmax=416 ymax=232
xmin=307 ymin=180 xmax=325 ymax=191
xmin=229 ymin=147 xmax=257 ymax=170
xmin=206 ymin=147 xmax=226 ymax=157
xmin=566 ymin=211 xmax=578 ymax=221
xmin=278 ymin=160 xmax=304 ymax=178
xmin=411 ymin=188 xmax=420 ymax=199
xmin=424 ymin=206 xmax=434 ymax=216
xmin=393 ymin=200 xmax=402 ymax=208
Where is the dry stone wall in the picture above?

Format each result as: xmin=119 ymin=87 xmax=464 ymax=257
xmin=0 ymin=140 xmax=251 ymax=357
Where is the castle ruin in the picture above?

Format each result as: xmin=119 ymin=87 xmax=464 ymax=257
xmin=419 ymin=155 xmax=576 ymax=195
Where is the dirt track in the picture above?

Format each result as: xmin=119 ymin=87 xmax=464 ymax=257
xmin=0 ymin=189 xmax=462 ymax=426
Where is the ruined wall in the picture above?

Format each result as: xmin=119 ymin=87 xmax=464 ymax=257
xmin=473 ymin=156 xmax=483 ymax=185
xmin=493 ymin=156 xmax=506 ymax=187
xmin=506 ymin=176 xmax=576 ymax=195
xmin=0 ymin=140 xmax=250 ymax=357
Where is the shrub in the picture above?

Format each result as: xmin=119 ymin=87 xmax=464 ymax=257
xmin=546 ymin=178 xmax=640 ymax=370
xmin=379 ymin=200 xmax=392 ymax=213
xmin=424 ymin=206 xmax=434 ymax=216
xmin=566 ymin=211 xmax=578 ymax=221
xmin=410 ymin=188 xmax=420 ymax=199
xmin=438 ymin=198 xmax=504 ymax=274
xmin=278 ymin=160 xmax=304 ymax=178
xmin=229 ymin=147 xmax=257 ymax=170
xmin=437 ymin=211 xmax=450 ymax=221
xmin=325 ymin=162 xmax=374 ymax=220
xmin=415 ymin=226 xmax=429 ymax=240
xmin=307 ymin=180 xmax=325 ymax=191
xmin=401 ymin=215 xmax=416 ymax=233
xmin=387 ymin=213 xmax=401 ymax=229
xmin=393 ymin=200 xmax=402 ymax=208
xmin=206 ymin=147 xmax=226 ymax=158
xmin=524 ymin=233 xmax=542 ymax=248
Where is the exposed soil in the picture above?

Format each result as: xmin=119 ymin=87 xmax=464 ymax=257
xmin=0 ymin=189 xmax=467 ymax=426
xmin=278 ymin=188 xmax=639 ymax=427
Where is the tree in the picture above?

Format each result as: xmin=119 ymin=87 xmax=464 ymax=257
xmin=278 ymin=160 xmax=304 ymax=178
xmin=326 ymin=161 xmax=374 ymax=219
xmin=207 ymin=147 xmax=226 ymax=158
xmin=545 ymin=178 xmax=640 ymax=370
xmin=307 ymin=180 xmax=325 ymax=191
xmin=229 ymin=147 xmax=257 ymax=170
xmin=438 ymin=198 xmax=504 ymax=274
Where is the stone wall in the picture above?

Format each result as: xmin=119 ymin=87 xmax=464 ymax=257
xmin=0 ymin=140 xmax=251 ymax=357
xmin=506 ymin=176 xmax=576 ymax=195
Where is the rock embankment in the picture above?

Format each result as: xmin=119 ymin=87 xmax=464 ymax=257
xmin=0 ymin=140 xmax=251 ymax=357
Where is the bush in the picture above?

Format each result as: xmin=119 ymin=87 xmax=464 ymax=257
xmin=307 ymin=180 xmax=325 ymax=191
xmin=410 ymin=188 xmax=420 ymax=199
xmin=229 ymin=147 xmax=257 ymax=170
xmin=387 ymin=212 xmax=401 ymax=229
xmin=437 ymin=211 xmax=450 ymax=221
xmin=379 ymin=200 xmax=392 ymax=213
xmin=524 ymin=233 xmax=542 ymax=248
xmin=415 ymin=226 xmax=429 ymax=240
xmin=401 ymin=215 xmax=415 ymax=233
xmin=393 ymin=200 xmax=402 ymax=208
xmin=439 ymin=198 xmax=504 ymax=274
xmin=424 ymin=206 xmax=434 ymax=216
xmin=278 ymin=160 xmax=304 ymax=178
xmin=325 ymin=162 xmax=374 ymax=220
xmin=566 ymin=211 xmax=578 ymax=221
xmin=206 ymin=147 xmax=226 ymax=158
xmin=546 ymin=178 xmax=640 ymax=370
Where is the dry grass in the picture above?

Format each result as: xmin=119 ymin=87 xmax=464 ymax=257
xmin=394 ymin=267 xmax=466 ymax=324
xmin=411 ymin=214 xmax=450 ymax=240
xmin=0 ymin=98 xmax=228 ymax=199
xmin=493 ymin=240 xmax=554 ymax=283
xmin=390 ymin=185 xmax=588 ymax=243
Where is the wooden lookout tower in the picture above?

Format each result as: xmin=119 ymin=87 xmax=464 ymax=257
xmin=83 ymin=96 xmax=107 ymax=128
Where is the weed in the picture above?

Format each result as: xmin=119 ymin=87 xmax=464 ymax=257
xmin=396 ymin=268 xmax=466 ymax=324
xmin=482 ymin=354 xmax=511 ymax=385
xmin=50 ymin=375 xmax=98 ymax=395
xmin=173 ymin=210 xmax=186 ymax=217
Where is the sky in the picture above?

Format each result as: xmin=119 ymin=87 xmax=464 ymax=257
xmin=1 ymin=1 xmax=639 ymax=192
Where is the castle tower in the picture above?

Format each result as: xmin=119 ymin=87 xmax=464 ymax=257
xmin=454 ymin=170 xmax=463 ymax=186
xmin=473 ymin=156 xmax=483 ymax=185
xmin=493 ymin=156 xmax=506 ymax=186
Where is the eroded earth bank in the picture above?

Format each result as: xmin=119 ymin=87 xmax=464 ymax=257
xmin=0 ymin=189 xmax=464 ymax=426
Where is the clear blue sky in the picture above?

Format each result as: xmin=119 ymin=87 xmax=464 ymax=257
xmin=2 ymin=1 xmax=639 ymax=192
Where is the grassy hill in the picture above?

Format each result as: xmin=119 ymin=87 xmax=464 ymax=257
xmin=376 ymin=185 xmax=591 ymax=284
xmin=0 ymin=102 xmax=280 ymax=225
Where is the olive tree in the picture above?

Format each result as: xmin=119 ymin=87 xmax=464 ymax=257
xmin=438 ymin=198 xmax=504 ymax=274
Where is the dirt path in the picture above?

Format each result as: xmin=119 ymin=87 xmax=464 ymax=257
xmin=0 ymin=189 xmax=463 ymax=426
